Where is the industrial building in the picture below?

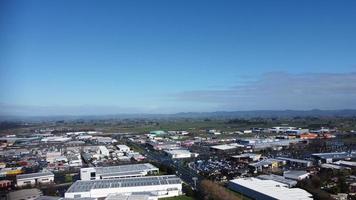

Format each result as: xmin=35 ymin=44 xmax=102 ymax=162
xmin=117 ymin=144 xmax=131 ymax=153
xmin=210 ymin=143 xmax=244 ymax=154
xmin=80 ymin=163 xmax=159 ymax=181
xmin=276 ymin=157 xmax=313 ymax=168
xmin=283 ymin=170 xmax=310 ymax=181
xmin=65 ymin=175 xmax=182 ymax=199
xmin=312 ymin=152 xmax=356 ymax=163
xmin=16 ymin=171 xmax=54 ymax=187
xmin=164 ymin=149 xmax=198 ymax=159
xmin=105 ymin=192 xmax=158 ymax=200
xmin=232 ymin=153 xmax=261 ymax=162
xmin=248 ymin=159 xmax=285 ymax=173
xmin=228 ymin=178 xmax=313 ymax=200
xmin=257 ymin=174 xmax=297 ymax=188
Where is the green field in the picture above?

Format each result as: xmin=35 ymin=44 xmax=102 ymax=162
xmin=159 ymin=196 xmax=195 ymax=200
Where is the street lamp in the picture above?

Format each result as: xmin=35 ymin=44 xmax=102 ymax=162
xmin=192 ymin=177 xmax=198 ymax=189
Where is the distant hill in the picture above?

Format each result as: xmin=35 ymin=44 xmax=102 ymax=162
xmin=1 ymin=109 xmax=356 ymax=122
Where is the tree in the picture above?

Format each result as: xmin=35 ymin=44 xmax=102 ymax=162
xmin=199 ymin=180 xmax=241 ymax=200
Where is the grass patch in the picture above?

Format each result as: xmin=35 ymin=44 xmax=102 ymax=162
xmin=159 ymin=195 xmax=195 ymax=200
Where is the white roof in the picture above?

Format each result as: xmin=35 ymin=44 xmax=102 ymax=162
xmin=229 ymin=178 xmax=313 ymax=200
xmin=333 ymin=160 xmax=356 ymax=167
xmin=210 ymin=143 xmax=244 ymax=150
xmin=117 ymin=145 xmax=130 ymax=149
xmin=165 ymin=149 xmax=191 ymax=155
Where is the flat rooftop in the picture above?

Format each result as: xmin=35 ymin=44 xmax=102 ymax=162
xmin=17 ymin=171 xmax=54 ymax=180
xmin=257 ymin=174 xmax=297 ymax=186
xmin=229 ymin=178 xmax=313 ymax=200
xmin=210 ymin=143 xmax=244 ymax=150
xmin=66 ymin=175 xmax=181 ymax=193
xmin=276 ymin=157 xmax=312 ymax=164
xmin=95 ymin=163 xmax=158 ymax=175
xmin=312 ymin=151 xmax=356 ymax=159
xmin=249 ymin=158 xmax=282 ymax=168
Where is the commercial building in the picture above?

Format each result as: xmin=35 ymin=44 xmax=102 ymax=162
xmin=164 ymin=149 xmax=198 ymax=159
xmin=105 ymin=193 xmax=158 ymax=200
xmin=312 ymin=152 xmax=356 ymax=163
xmin=80 ymin=163 xmax=159 ymax=181
xmin=117 ymin=145 xmax=131 ymax=153
xmin=269 ymin=127 xmax=297 ymax=134
xmin=16 ymin=171 xmax=54 ymax=187
xmin=283 ymin=170 xmax=309 ymax=181
xmin=257 ymin=174 xmax=297 ymax=188
xmin=41 ymin=136 xmax=71 ymax=143
xmin=248 ymin=159 xmax=285 ymax=173
xmin=210 ymin=143 xmax=244 ymax=154
xmin=232 ymin=153 xmax=261 ymax=162
xmin=228 ymin=178 xmax=313 ymax=200
xmin=276 ymin=157 xmax=313 ymax=168
xmin=98 ymin=146 xmax=110 ymax=157
xmin=65 ymin=175 xmax=182 ymax=199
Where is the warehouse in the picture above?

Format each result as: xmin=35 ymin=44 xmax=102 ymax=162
xmin=16 ymin=171 xmax=54 ymax=187
xmin=116 ymin=144 xmax=131 ymax=153
xmin=276 ymin=157 xmax=313 ymax=168
xmin=257 ymin=174 xmax=297 ymax=188
xmin=164 ymin=149 xmax=198 ymax=159
xmin=80 ymin=163 xmax=159 ymax=181
xmin=228 ymin=178 xmax=313 ymax=200
xmin=283 ymin=170 xmax=310 ymax=181
xmin=248 ymin=159 xmax=285 ymax=173
xmin=65 ymin=175 xmax=182 ymax=199
xmin=210 ymin=143 xmax=244 ymax=154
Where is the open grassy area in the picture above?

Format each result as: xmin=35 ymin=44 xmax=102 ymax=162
xmin=159 ymin=196 xmax=195 ymax=200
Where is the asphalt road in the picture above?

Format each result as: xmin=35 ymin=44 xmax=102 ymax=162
xmin=128 ymin=141 xmax=204 ymax=189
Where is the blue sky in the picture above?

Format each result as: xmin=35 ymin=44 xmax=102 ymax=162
xmin=1 ymin=0 xmax=356 ymax=115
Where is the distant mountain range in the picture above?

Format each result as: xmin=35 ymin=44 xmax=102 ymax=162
xmin=1 ymin=109 xmax=356 ymax=122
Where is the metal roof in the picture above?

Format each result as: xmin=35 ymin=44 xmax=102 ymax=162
xmin=95 ymin=163 xmax=158 ymax=175
xmin=276 ymin=157 xmax=312 ymax=164
xmin=66 ymin=175 xmax=181 ymax=193
xmin=17 ymin=171 xmax=54 ymax=180
xmin=249 ymin=158 xmax=282 ymax=168
xmin=229 ymin=178 xmax=313 ymax=200
xmin=257 ymin=174 xmax=297 ymax=187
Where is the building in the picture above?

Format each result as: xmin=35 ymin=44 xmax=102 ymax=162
xmin=65 ymin=175 xmax=182 ymax=199
xmin=41 ymin=136 xmax=71 ymax=143
xmin=16 ymin=171 xmax=54 ymax=187
xmin=257 ymin=174 xmax=297 ymax=188
xmin=269 ymin=127 xmax=296 ymax=134
xmin=299 ymin=133 xmax=318 ymax=140
xmin=105 ymin=193 xmax=158 ymax=200
xmin=7 ymin=188 xmax=42 ymax=200
xmin=98 ymin=146 xmax=110 ymax=157
xmin=46 ymin=151 xmax=62 ymax=164
xmin=333 ymin=160 xmax=356 ymax=168
xmin=0 ymin=180 xmax=12 ymax=188
xmin=149 ymin=130 xmax=166 ymax=136
xmin=312 ymin=152 xmax=356 ymax=163
xmin=248 ymin=159 xmax=284 ymax=173
xmin=164 ymin=149 xmax=198 ymax=159
xmin=0 ymin=167 xmax=23 ymax=177
xmin=117 ymin=145 xmax=131 ymax=153
xmin=276 ymin=157 xmax=313 ymax=168
xmin=232 ymin=153 xmax=261 ymax=162
xmin=210 ymin=143 xmax=244 ymax=153
xmin=283 ymin=170 xmax=309 ymax=181
xmin=228 ymin=178 xmax=313 ymax=200
xmin=80 ymin=163 xmax=159 ymax=181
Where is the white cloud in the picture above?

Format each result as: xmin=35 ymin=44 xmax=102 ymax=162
xmin=176 ymin=72 xmax=356 ymax=110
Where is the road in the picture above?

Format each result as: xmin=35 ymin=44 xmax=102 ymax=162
xmin=128 ymin=141 xmax=204 ymax=189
